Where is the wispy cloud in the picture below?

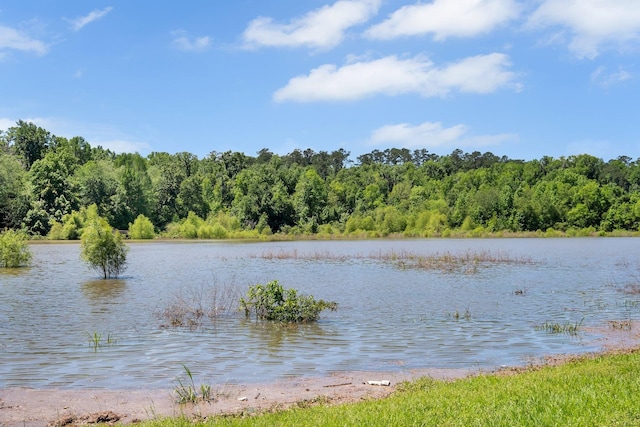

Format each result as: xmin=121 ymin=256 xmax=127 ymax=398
xmin=274 ymin=53 xmax=520 ymax=102
xmin=243 ymin=0 xmax=380 ymax=50
xmin=170 ymin=31 xmax=211 ymax=52
xmin=4 ymin=117 xmax=152 ymax=154
xmin=366 ymin=0 xmax=520 ymax=40
xmin=590 ymin=66 xmax=632 ymax=87
xmin=369 ymin=120 xmax=518 ymax=150
xmin=527 ymin=0 xmax=640 ymax=59
xmin=0 ymin=117 xmax=16 ymax=131
xmin=69 ymin=7 xmax=114 ymax=31
xmin=0 ymin=24 xmax=48 ymax=56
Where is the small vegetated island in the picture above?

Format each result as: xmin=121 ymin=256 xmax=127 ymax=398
xmin=1 ymin=119 xmax=640 ymax=239
xmin=240 ymin=280 xmax=338 ymax=323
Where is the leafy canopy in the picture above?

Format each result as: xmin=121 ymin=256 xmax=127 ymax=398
xmin=80 ymin=212 xmax=128 ymax=279
xmin=0 ymin=229 xmax=32 ymax=268
xmin=128 ymin=214 xmax=155 ymax=239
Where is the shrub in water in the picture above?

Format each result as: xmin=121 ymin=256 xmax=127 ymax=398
xmin=0 ymin=229 xmax=31 ymax=268
xmin=81 ymin=214 xmax=128 ymax=279
xmin=239 ymin=280 xmax=337 ymax=323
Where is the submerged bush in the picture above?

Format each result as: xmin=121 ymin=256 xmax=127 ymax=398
xmin=81 ymin=215 xmax=128 ymax=279
xmin=0 ymin=229 xmax=31 ymax=268
xmin=239 ymin=280 xmax=337 ymax=323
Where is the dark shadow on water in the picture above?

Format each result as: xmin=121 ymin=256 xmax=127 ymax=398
xmin=82 ymin=279 xmax=126 ymax=300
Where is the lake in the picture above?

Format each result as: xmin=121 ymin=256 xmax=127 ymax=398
xmin=1 ymin=238 xmax=639 ymax=389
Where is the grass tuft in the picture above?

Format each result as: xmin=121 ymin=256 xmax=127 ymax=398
xmin=174 ymin=365 xmax=213 ymax=404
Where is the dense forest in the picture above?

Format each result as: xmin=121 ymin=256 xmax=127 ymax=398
xmin=1 ymin=120 xmax=640 ymax=239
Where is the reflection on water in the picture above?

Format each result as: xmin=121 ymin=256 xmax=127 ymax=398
xmin=241 ymin=319 xmax=330 ymax=350
xmin=82 ymin=279 xmax=126 ymax=300
xmin=1 ymin=238 xmax=639 ymax=389
xmin=0 ymin=266 xmax=32 ymax=277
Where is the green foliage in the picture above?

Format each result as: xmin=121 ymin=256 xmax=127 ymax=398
xmin=239 ymin=280 xmax=337 ymax=323
xmin=72 ymin=160 xmax=118 ymax=219
xmin=80 ymin=213 xmax=128 ymax=279
xmin=3 ymin=117 xmax=640 ymax=239
xmin=25 ymin=149 xmax=79 ymax=234
xmin=293 ymin=168 xmax=328 ymax=231
xmin=174 ymin=365 xmax=212 ymax=404
xmin=48 ymin=204 xmax=101 ymax=240
xmin=6 ymin=120 xmax=52 ymax=169
xmin=0 ymin=152 xmax=28 ymax=230
xmin=0 ymin=229 xmax=31 ymax=268
xmin=111 ymin=155 xmax=153 ymax=230
xmin=128 ymin=214 xmax=155 ymax=239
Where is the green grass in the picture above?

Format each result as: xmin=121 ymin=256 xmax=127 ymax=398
xmin=140 ymin=349 xmax=640 ymax=426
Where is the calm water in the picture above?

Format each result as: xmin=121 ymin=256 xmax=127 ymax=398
xmin=1 ymin=238 xmax=639 ymax=389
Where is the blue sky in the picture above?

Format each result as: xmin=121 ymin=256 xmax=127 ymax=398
xmin=1 ymin=0 xmax=639 ymax=161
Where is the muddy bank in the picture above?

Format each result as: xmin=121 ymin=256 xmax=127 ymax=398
xmin=0 ymin=368 xmax=471 ymax=426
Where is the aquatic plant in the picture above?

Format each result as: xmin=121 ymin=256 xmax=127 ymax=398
xmin=87 ymin=331 xmax=115 ymax=351
xmin=88 ymin=331 xmax=102 ymax=352
xmin=239 ymin=280 xmax=337 ymax=323
xmin=248 ymin=249 xmax=533 ymax=274
xmin=376 ymin=250 xmax=534 ymax=274
xmin=535 ymin=318 xmax=584 ymax=336
xmin=452 ymin=308 xmax=472 ymax=321
xmin=157 ymin=283 xmax=241 ymax=329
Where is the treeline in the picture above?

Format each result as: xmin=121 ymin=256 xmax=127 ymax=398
xmin=1 ymin=119 xmax=640 ymax=239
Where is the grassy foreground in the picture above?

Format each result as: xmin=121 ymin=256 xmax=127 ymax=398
xmin=143 ymin=349 xmax=640 ymax=427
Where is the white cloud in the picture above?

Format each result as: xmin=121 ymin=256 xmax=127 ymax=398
xmin=0 ymin=117 xmax=15 ymax=131
xmin=69 ymin=7 xmax=114 ymax=31
xmin=274 ymin=53 xmax=519 ymax=102
xmin=366 ymin=0 xmax=520 ymax=40
xmin=369 ymin=120 xmax=518 ymax=149
xmin=3 ymin=117 xmax=152 ymax=154
xmin=0 ymin=24 xmax=48 ymax=56
xmin=528 ymin=0 xmax=640 ymax=59
xmin=590 ymin=66 xmax=632 ymax=87
xmin=243 ymin=0 xmax=380 ymax=49
xmin=171 ymin=31 xmax=211 ymax=52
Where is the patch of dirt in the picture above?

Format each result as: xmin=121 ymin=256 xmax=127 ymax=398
xmin=48 ymin=411 xmax=120 ymax=426
xmin=0 ymin=369 xmax=470 ymax=426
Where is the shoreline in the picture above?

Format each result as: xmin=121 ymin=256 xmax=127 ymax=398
xmin=0 ymin=368 xmax=473 ymax=427
xmin=2 ymin=322 xmax=639 ymax=426
xmin=3 ymin=328 xmax=639 ymax=427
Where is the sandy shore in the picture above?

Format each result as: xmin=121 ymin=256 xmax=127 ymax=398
xmin=0 ymin=368 xmax=472 ymax=426
xmin=2 ymin=323 xmax=639 ymax=427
